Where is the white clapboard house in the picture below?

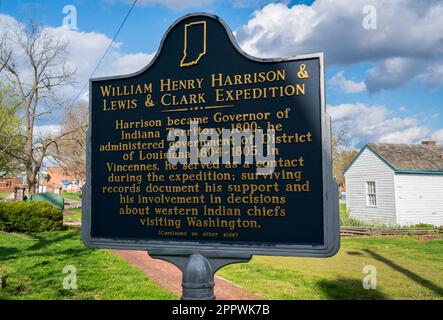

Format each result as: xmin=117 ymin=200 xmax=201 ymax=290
xmin=344 ymin=141 xmax=443 ymax=226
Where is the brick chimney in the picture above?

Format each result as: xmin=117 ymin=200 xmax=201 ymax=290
xmin=421 ymin=140 xmax=437 ymax=147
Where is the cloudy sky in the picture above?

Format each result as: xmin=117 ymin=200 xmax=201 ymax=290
xmin=1 ymin=0 xmax=442 ymax=148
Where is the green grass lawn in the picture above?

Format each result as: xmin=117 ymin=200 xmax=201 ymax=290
xmin=2 ymin=207 xmax=442 ymax=300
xmin=64 ymin=208 xmax=82 ymax=223
xmin=219 ymin=236 xmax=443 ymax=300
xmin=0 ymin=192 xmax=12 ymax=200
xmin=61 ymin=191 xmax=82 ymax=202
xmin=339 ymin=203 xmax=346 ymax=218
xmin=0 ymin=229 xmax=177 ymax=300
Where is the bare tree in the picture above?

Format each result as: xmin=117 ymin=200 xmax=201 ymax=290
xmin=331 ymin=124 xmax=358 ymax=186
xmin=0 ymin=20 xmax=77 ymax=194
xmin=50 ymin=102 xmax=88 ymax=179
xmin=0 ymin=51 xmax=10 ymax=73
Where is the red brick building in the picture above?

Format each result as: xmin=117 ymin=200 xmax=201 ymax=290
xmin=46 ymin=167 xmax=84 ymax=193
xmin=0 ymin=177 xmax=21 ymax=193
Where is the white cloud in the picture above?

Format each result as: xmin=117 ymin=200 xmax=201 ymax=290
xmin=0 ymin=14 xmax=154 ymax=106
xmin=420 ymin=63 xmax=443 ymax=88
xmin=432 ymin=129 xmax=443 ymax=144
xmin=398 ymin=107 xmax=408 ymax=113
xmin=327 ymin=103 xmax=432 ymax=146
xmin=42 ymin=25 xmax=154 ymax=97
xmin=233 ymin=0 xmax=287 ymax=9
xmin=116 ymin=0 xmax=280 ymax=10
xmin=110 ymin=52 xmax=154 ymax=75
xmin=34 ymin=125 xmax=62 ymax=139
xmin=0 ymin=12 xmax=16 ymax=26
xmin=329 ymin=71 xmax=366 ymax=93
xmin=365 ymin=58 xmax=424 ymax=93
xmin=235 ymin=1 xmax=443 ymax=92
xmin=128 ymin=0 xmax=215 ymax=10
xmin=120 ymin=0 xmax=277 ymax=9
xmin=379 ymin=127 xmax=431 ymax=144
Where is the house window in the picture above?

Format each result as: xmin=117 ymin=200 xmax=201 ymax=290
xmin=366 ymin=181 xmax=377 ymax=207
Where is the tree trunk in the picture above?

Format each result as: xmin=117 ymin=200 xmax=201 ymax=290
xmin=26 ymin=167 xmax=36 ymax=195
xmin=24 ymin=137 xmax=36 ymax=195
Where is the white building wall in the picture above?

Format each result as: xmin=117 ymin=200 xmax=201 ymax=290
xmin=345 ymin=148 xmax=397 ymax=224
xmin=395 ymin=174 xmax=443 ymax=226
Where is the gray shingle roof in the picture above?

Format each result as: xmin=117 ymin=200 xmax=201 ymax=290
xmin=367 ymin=143 xmax=443 ymax=172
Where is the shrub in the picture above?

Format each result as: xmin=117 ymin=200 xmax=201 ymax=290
xmin=407 ymin=223 xmax=435 ymax=229
xmin=340 ymin=214 xmax=368 ymax=227
xmin=0 ymin=201 xmax=64 ymax=233
xmin=340 ymin=208 xmax=368 ymax=227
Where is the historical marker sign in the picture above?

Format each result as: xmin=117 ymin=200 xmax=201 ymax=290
xmin=82 ymin=13 xmax=339 ymax=257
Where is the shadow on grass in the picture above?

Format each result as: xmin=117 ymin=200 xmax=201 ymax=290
xmin=317 ymin=277 xmax=387 ymax=300
xmin=1 ymin=230 xmax=89 ymax=264
xmin=28 ymin=231 xmax=77 ymax=251
xmin=0 ymin=247 xmax=19 ymax=261
xmin=346 ymin=251 xmax=364 ymax=256
xmin=363 ymin=249 xmax=443 ymax=297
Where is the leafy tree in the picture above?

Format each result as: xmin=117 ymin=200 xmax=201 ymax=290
xmin=333 ymin=149 xmax=359 ymax=186
xmin=0 ymin=81 xmax=24 ymax=177
xmin=331 ymin=124 xmax=359 ymax=186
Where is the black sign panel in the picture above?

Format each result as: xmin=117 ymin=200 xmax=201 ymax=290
xmin=83 ymin=13 xmax=339 ymax=257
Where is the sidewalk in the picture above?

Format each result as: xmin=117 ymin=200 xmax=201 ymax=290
xmin=64 ymin=199 xmax=82 ymax=209
xmin=111 ymin=250 xmax=264 ymax=300
xmin=3 ymin=193 xmax=15 ymax=201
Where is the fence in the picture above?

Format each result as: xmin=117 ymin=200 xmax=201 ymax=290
xmin=340 ymin=226 xmax=443 ymax=237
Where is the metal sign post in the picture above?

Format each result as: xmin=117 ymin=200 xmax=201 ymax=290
xmin=149 ymin=249 xmax=251 ymax=300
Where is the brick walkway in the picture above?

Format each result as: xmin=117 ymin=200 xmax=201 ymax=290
xmin=111 ymin=250 xmax=264 ymax=300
